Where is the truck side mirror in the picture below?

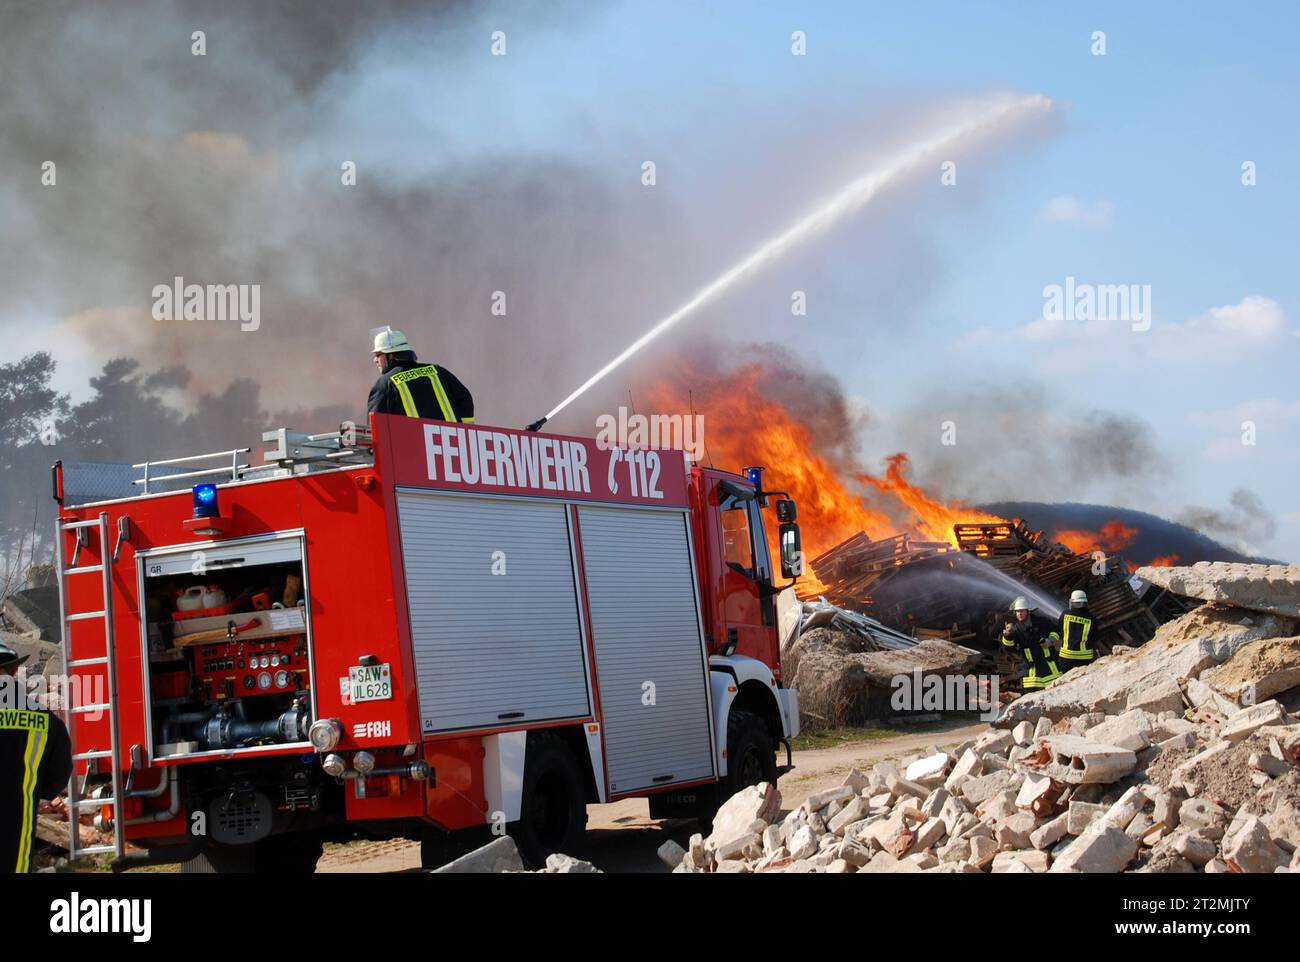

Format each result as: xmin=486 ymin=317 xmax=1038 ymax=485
xmin=779 ymin=522 xmax=804 ymax=579
xmin=776 ymin=498 xmax=797 ymax=523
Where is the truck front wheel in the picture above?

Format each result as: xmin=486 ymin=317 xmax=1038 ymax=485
xmin=510 ymin=733 xmax=587 ymax=869
xmin=724 ymin=709 xmax=778 ymax=797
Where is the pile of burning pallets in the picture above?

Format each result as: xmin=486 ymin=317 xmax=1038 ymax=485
xmin=806 ymin=519 xmax=1184 ymax=660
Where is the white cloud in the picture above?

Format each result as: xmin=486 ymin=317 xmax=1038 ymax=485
xmin=1007 ymin=295 xmax=1290 ymax=371
xmin=1038 ymin=195 xmax=1114 ymax=228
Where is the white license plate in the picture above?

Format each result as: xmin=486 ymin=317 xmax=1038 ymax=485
xmin=348 ymin=664 xmax=392 ymax=703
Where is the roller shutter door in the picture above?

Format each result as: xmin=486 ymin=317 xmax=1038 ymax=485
xmin=577 ymin=506 xmax=714 ymax=793
xmin=398 ymin=493 xmax=591 ymax=733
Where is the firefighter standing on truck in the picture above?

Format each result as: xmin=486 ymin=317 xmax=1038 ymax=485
xmin=1001 ymin=596 xmax=1061 ymax=692
xmin=1055 ymin=589 xmax=1097 ymax=674
xmin=1 ymin=642 xmax=72 ymax=873
xmin=368 ymin=327 xmax=475 ymax=423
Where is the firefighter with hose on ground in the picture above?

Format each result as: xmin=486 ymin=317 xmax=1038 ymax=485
xmin=1001 ymin=596 xmax=1062 ymax=692
xmin=1054 ymin=589 xmax=1097 ymax=674
xmin=367 ymin=327 xmax=475 ymax=424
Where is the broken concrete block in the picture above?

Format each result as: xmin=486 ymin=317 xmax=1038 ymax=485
xmin=804 ymin=784 xmax=855 ymax=813
xmin=886 ymin=774 xmax=930 ymax=800
xmin=938 ymin=836 xmax=972 ymax=863
xmin=992 ymin=849 xmax=1050 ymax=873
xmin=714 ymin=859 xmax=749 ymax=873
xmin=1085 ymin=710 xmax=1155 ymax=752
xmin=837 ymin=837 xmax=873 ymax=867
xmin=996 ymin=812 xmax=1039 ymax=850
xmin=542 ymin=853 xmax=601 ymax=873
xmin=1100 ymin=786 xmax=1149 ymax=831
xmin=921 ymin=787 xmax=950 ymax=818
xmin=788 ymin=823 xmax=818 ymax=861
xmin=1172 ymin=829 xmax=1219 ymax=866
xmin=827 ymin=796 xmax=870 ymax=836
xmin=431 ymin=835 xmax=525 ymax=873
xmin=961 ymin=769 xmax=1018 ymax=806
xmin=1125 ymin=812 xmax=1154 ymax=841
xmin=1015 ymin=773 xmax=1057 ymax=810
xmin=1030 ymin=812 xmax=1070 ymax=850
xmin=944 ymin=748 xmax=983 ymax=792
xmin=707 ymin=782 xmax=779 ymax=848
xmin=968 ymin=835 xmax=998 ymax=869
xmin=1037 ymin=735 xmax=1137 ymax=784
xmin=1220 ymin=700 xmax=1287 ymax=744
xmin=841 ymin=767 xmax=871 ymax=794
xmin=1222 ymin=815 xmax=1289 ymax=873
xmin=1126 ymin=674 xmax=1186 ymax=715
xmin=1012 ymin=721 xmax=1035 ymax=746
xmin=975 ymin=729 xmax=1015 ymax=756
xmin=1179 ymin=797 xmax=1228 ymax=831
xmin=914 ymin=817 xmax=947 ymax=851
xmin=1034 ymin=716 xmax=1054 ymax=739
xmin=762 ymin=824 xmax=782 ymax=855
xmin=1067 ymin=801 xmax=1108 ymax=835
xmin=1050 ymin=826 xmax=1138 ymax=873
xmin=905 ymin=752 xmax=951 ymax=783
xmin=716 ymin=832 xmax=763 ymax=862
xmin=824 ymin=858 xmax=852 ymax=874
xmin=657 ymin=839 xmax=686 ymax=869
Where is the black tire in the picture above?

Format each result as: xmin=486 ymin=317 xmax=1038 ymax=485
xmin=253 ymin=832 xmax=324 ymax=874
xmin=180 ymin=843 xmax=255 ymax=873
xmin=509 ymin=733 xmax=587 ymax=869
xmin=695 ymin=709 xmax=779 ymax=832
xmin=723 ymin=709 xmax=778 ymax=797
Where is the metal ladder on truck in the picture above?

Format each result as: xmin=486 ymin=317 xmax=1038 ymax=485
xmin=53 ymin=511 xmax=126 ymax=862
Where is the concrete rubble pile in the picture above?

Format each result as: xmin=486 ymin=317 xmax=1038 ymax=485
xmin=668 ymin=564 xmax=1300 ymax=873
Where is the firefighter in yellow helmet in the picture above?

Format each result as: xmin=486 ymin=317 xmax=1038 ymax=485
xmin=367 ymin=328 xmax=474 ymax=424
xmin=1000 ymin=596 xmax=1062 ymax=692
xmin=1055 ymin=589 xmax=1097 ymax=674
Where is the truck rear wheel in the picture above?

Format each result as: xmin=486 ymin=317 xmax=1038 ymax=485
xmin=510 ymin=733 xmax=587 ymax=869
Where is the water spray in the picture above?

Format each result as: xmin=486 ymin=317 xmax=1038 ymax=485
xmin=525 ymin=93 xmax=1053 ymax=431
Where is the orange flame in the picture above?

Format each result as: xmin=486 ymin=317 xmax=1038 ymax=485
xmin=1052 ymin=519 xmax=1138 ymax=555
xmin=858 ymin=453 xmax=1006 ymax=544
xmin=639 ymin=361 xmax=1008 ymax=587
xmin=1143 ymin=553 xmax=1180 ymax=567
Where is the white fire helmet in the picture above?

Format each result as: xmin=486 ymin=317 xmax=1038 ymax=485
xmin=1070 ymin=589 xmax=1089 ymax=606
xmin=371 ymin=326 xmax=411 ymax=354
xmin=1010 ymin=596 xmax=1035 ymax=612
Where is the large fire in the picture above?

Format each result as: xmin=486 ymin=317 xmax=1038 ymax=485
xmin=639 ymin=361 xmax=1007 ymax=579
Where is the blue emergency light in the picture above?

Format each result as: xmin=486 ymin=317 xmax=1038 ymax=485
xmin=744 ymin=466 xmax=764 ymax=491
xmin=192 ymin=483 xmax=219 ymax=519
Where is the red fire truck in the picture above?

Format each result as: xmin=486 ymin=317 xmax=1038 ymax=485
xmin=51 ymin=413 xmax=803 ymax=871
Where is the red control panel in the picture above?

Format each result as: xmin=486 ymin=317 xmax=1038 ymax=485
xmin=193 ymin=635 xmax=310 ymax=701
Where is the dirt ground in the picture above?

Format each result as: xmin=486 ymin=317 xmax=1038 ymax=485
xmin=315 ymin=718 xmax=989 ymax=874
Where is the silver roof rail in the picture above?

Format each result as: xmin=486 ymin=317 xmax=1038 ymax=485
xmin=133 ymin=448 xmax=251 ymax=493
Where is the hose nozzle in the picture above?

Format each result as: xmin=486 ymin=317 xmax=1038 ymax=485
xmin=525 ymin=416 xmax=548 ymax=432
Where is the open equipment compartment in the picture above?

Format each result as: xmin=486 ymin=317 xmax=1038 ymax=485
xmin=137 ymin=531 xmax=317 ymax=761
